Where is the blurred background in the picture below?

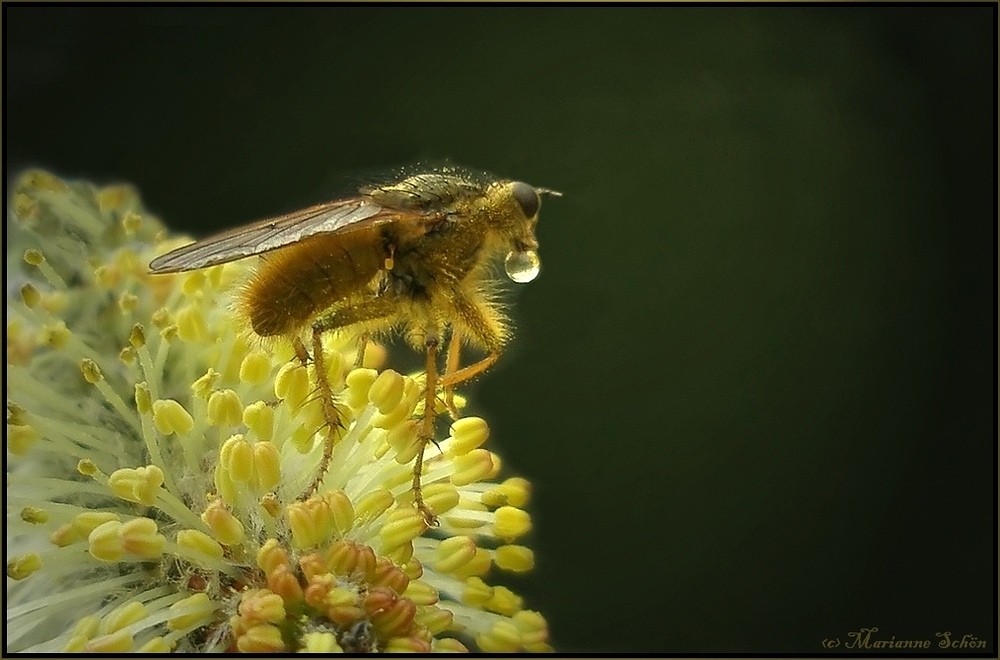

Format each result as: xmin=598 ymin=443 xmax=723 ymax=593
xmin=6 ymin=6 xmax=994 ymax=653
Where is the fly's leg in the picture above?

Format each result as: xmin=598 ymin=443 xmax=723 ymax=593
xmin=298 ymin=296 xmax=398 ymax=500
xmin=298 ymin=325 xmax=346 ymax=499
xmin=442 ymin=330 xmax=463 ymax=418
xmin=354 ymin=332 xmax=370 ymax=369
xmin=440 ymin=290 xmax=505 ymax=405
xmin=412 ymin=334 xmax=440 ymax=527
xmin=442 ymin=329 xmax=500 ymax=418
xmin=440 ymin=353 xmax=500 ymax=392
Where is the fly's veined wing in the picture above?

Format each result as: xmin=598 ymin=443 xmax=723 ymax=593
xmin=148 ymin=197 xmax=403 ymax=273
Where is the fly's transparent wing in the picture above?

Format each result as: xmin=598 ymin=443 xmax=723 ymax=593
xmin=149 ymin=198 xmax=398 ymax=273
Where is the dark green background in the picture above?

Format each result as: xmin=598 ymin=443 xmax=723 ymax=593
xmin=6 ymin=5 xmax=995 ymax=653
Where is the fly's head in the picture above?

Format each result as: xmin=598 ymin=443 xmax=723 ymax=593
xmin=495 ymin=181 xmax=560 ymax=284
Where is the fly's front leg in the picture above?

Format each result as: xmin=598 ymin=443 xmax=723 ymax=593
xmin=299 ymin=296 xmax=398 ymax=500
xmin=440 ymin=329 xmax=499 ymax=418
xmin=440 ymin=290 xmax=504 ymax=399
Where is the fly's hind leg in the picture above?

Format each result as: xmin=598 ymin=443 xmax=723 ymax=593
xmin=299 ymin=296 xmax=398 ymax=500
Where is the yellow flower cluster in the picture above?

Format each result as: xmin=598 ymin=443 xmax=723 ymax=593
xmin=5 ymin=171 xmax=551 ymax=653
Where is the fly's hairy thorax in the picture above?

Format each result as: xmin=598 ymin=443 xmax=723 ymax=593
xmin=383 ymin=211 xmax=491 ymax=301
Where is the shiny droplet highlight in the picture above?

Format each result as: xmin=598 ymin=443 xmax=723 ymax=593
xmin=504 ymin=250 xmax=540 ymax=284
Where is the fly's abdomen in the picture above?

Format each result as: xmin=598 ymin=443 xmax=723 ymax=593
xmin=240 ymin=230 xmax=384 ymax=337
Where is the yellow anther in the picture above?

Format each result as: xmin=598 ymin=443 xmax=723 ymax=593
xmin=108 ymin=465 xmax=164 ymax=505
xmin=7 ymin=401 xmax=28 ymax=425
xmin=119 ymin=346 xmax=137 ymax=364
xmin=432 ymin=637 xmax=470 ymax=652
xmin=452 ymin=547 xmax=491 ymax=580
xmin=176 ymin=305 xmax=207 ymax=341
xmin=252 ymin=441 xmax=281 ymax=491
xmin=446 ymin=416 xmax=490 ymax=456
xmin=23 ymin=248 xmax=45 ymax=266
xmin=494 ymin=544 xmax=535 ymax=572
xmin=379 ymin=507 xmax=428 ymax=552
xmin=88 ymin=520 xmax=125 ymax=561
xmin=80 ymin=358 xmax=103 ymax=384
xmin=20 ymin=506 xmax=49 ymax=524
xmin=7 ymin=424 xmax=40 ymax=455
xmin=77 ymin=459 xmax=98 ymax=476
xmin=207 ymin=389 xmax=243 ymax=427
xmin=354 ymin=488 xmax=395 ymax=523
xmin=177 ymin=529 xmax=225 ymax=559
xmin=420 ymin=482 xmax=460 ymax=516
xmin=118 ymin=517 xmax=166 ymax=558
xmin=274 ymin=362 xmax=309 ymax=409
xmin=482 ymin=477 xmax=532 ymax=508
xmin=462 ymin=576 xmax=494 ymax=607
xmin=238 ymin=589 xmax=286 ymax=625
xmin=256 ymin=538 xmax=288 ymax=574
xmin=221 ymin=435 xmax=254 ymax=483
xmin=118 ymin=291 xmax=139 ymax=313
xmin=152 ymin=399 xmax=194 ymax=435
xmin=344 ymin=368 xmax=378 ymax=410
xmin=513 ymin=610 xmax=550 ymax=648
xmin=121 ymin=211 xmax=142 ymax=234
xmin=299 ymin=632 xmax=343 ymax=653
xmin=324 ymin=489 xmax=355 ymax=536
xmin=134 ymin=382 xmax=152 ymax=414
xmin=477 ymin=620 xmax=522 ymax=653
xmin=236 ymin=623 xmax=286 ymax=653
xmin=368 ymin=369 xmax=405 ymax=414
xmin=72 ymin=511 xmax=121 ymax=536
xmin=39 ymin=321 xmax=70 ymax=349
xmin=383 ymin=636 xmax=430 ymax=653
xmin=72 ymin=616 xmax=101 ymax=640
xmin=450 ymin=449 xmax=494 ymax=487
xmin=260 ymin=492 xmax=281 ymax=518
xmin=6 ymin=553 xmax=42 ymax=580
xmin=485 ymin=585 xmax=523 ymax=616
xmin=403 ymin=580 xmax=439 ymax=606
xmin=101 ymin=601 xmax=148 ymax=634
xmin=129 ymin=323 xmax=146 ymax=349
xmin=202 ymin=500 xmax=245 ymax=546
xmin=416 ymin=606 xmax=454 ymax=635
xmin=85 ymin=629 xmax=134 ymax=653
xmin=20 ymin=282 xmax=40 ymax=308
xmin=160 ymin=323 xmax=179 ymax=342
xmin=287 ymin=499 xmax=330 ymax=549
xmin=494 ymin=506 xmax=532 ymax=542
xmin=434 ymin=535 xmax=478 ymax=574
xmin=151 ymin=307 xmax=172 ymax=329
xmin=239 ymin=350 xmax=272 ymax=384
xmin=137 ymin=637 xmax=171 ymax=653
xmin=191 ymin=368 xmax=221 ymax=399
xmin=243 ymin=401 xmax=274 ymax=442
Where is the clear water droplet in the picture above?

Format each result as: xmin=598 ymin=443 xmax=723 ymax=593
xmin=504 ymin=249 xmax=541 ymax=283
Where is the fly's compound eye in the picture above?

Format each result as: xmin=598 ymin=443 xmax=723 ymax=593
xmin=511 ymin=181 xmax=540 ymax=219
